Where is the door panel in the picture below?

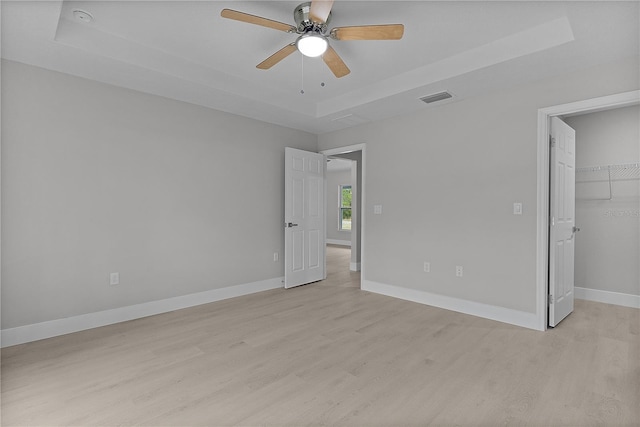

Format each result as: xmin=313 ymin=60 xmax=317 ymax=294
xmin=285 ymin=148 xmax=326 ymax=288
xmin=308 ymin=229 xmax=321 ymax=269
xmin=549 ymin=117 xmax=576 ymax=327
xmin=292 ymin=230 xmax=304 ymax=272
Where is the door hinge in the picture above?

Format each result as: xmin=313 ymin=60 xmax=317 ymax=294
xmin=548 ymin=294 xmax=554 ymax=305
xmin=550 ymin=136 xmax=556 ymax=147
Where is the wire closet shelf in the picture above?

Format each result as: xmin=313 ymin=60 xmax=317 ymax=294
xmin=576 ymin=163 xmax=640 ymax=200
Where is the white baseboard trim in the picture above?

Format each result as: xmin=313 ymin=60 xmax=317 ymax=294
xmin=575 ymin=287 xmax=640 ymax=309
xmin=1 ymin=277 xmax=284 ymax=348
xmin=350 ymin=262 xmax=361 ymax=272
xmin=362 ymin=280 xmax=540 ymax=330
xmin=326 ymin=239 xmax=351 ymax=247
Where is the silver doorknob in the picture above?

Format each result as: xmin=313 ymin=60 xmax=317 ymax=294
xmin=573 ymin=226 xmax=581 ymax=233
xmin=286 ymin=222 xmax=298 ymax=228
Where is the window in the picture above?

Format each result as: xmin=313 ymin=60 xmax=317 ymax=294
xmin=340 ymin=185 xmax=352 ymax=230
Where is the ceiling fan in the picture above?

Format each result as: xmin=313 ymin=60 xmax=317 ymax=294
xmin=220 ymin=0 xmax=404 ymax=78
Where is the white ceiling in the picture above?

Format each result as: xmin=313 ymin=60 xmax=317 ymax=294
xmin=2 ymin=1 xmax=638 ymax=134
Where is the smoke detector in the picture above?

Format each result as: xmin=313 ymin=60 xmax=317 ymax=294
xmin=73 ymin=9 xmax=94 ymax=23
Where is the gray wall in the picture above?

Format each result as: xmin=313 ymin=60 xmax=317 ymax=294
xmin=326 ymin=165 xmax=352 ymax=243
xmin=565 ymin=105 xmax=639 ymax=296
xmin=318 ymin=56 xmax=639 ymax=314
xmin=1 ymin=60 xmax=317 ymax=329
xmin=2 ymin=55 xmax=638 ymax=332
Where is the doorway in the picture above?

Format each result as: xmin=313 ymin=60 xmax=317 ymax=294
xmin=321 ymin=144 xmax=366 ymax=289
xmin=564 ymin=106 xmax=640 ymax=307
xmin=535 ymin=90 xmax=639 ymax=330
xmin=326 ymin=157 xmax=354 ymax=248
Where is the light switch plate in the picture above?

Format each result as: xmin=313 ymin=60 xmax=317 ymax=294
xmin=374 ymin=205 xmax=383 ymax=215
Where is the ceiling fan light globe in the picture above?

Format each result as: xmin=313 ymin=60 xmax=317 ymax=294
xmin=296 ymin=34 xmax=328 ymax=57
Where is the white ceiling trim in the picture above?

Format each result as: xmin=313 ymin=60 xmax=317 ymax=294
xmin=54 ymin=14 xmax=319 ymax=117
xmin=53 ymin=3 xmax=576 ymax=121
xmin=317 ymin=16 xmax=575 ymax=117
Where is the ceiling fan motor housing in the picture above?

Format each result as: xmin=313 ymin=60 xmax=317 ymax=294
xmin=294 ymin=2 xmax=331 ymax=33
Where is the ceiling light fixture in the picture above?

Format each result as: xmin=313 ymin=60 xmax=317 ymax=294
xmin=296 ymin=33 xmax=328 ymax=57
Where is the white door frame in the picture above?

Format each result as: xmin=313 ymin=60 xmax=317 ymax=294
xmin=535 ymin=90 xmax=639 ymax=331
xmin=320 ymin=143 xmax=366 ymax=288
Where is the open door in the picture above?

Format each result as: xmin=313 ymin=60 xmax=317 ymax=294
xmin=284 ymin=147 xmax=326 ymax=288
xmin=549 ymin=117 xmax=577 ymax=327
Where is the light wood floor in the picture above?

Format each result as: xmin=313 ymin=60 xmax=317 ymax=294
xmin=2 ymin=245 xmax=639 ymax=426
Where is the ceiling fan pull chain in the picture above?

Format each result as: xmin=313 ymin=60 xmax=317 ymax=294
xmin=300 ymin=55 xmax=305 ymax=94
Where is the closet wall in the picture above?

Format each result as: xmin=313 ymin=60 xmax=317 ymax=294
xmin=565 ymin=105 xmax=639 ymax=298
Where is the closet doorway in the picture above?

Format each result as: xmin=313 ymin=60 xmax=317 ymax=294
xmin=564 ymin=106 xmax=640 ymax=308
xmin=536 ymin=90 xmax=639 ymax=330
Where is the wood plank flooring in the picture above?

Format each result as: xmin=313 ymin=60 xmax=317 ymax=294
xmin=2 ymin=245 xmax=639 ymax=426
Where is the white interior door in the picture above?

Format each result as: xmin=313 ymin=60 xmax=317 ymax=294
xmin=284 ymin=147 xmax=326 ymax=288
xmin=549 ymin=117 xmax=577 ymax=327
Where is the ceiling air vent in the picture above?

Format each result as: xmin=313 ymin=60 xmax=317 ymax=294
xmin=420 ymin=91 xmax=453 ymax=104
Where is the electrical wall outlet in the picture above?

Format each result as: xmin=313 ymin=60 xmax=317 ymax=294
xmin=273 ymin=252 xmax=279 ymax=262
xmin=423 ymin=262 xmax=430 ymax=273
xmin=455 ymin=266 xmax=463 ymax=277
xmin=513 ymin=202 xmax=523 ymax=215
xmin=109 ymin=272 xmax=120 ymax=286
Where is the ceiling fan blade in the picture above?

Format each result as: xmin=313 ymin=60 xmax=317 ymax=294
xmin=257 ymin=43 xmax=298 ymax=70
xmin=323 ymin=46 xmax=350 ymax=78
xmin=309 ymin=0 xmax=334 ymax=24
xmin=330 ymin=24 xmax=405 ymax=40
xmin=221 ymin=9 xmax=296 ymax=33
